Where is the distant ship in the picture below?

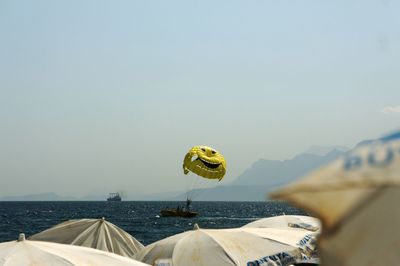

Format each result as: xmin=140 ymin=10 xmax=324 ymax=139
xmin=107 ymin=193 xmax=121 ymax=201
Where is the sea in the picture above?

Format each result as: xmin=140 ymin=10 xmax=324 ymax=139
xmin=0 ymin=201 xmax=307 ymax=246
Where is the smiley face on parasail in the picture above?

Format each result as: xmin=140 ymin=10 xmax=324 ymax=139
xmin=183 ymin=146 xmax=226 ymax=180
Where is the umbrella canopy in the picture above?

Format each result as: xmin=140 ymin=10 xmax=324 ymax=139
xmin=29 ymin=217 xmax=144 ymax=258
xmin=134 ymin=225 xmax=319 ymax=266
xmin=242 ymin=215 xmax=321 ymax=232
xmin=0 ymin=233 xmax=149 ymax=266
xmin=270 ymin=131 xmax=400 ymax=266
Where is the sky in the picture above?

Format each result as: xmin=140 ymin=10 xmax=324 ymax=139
xmin=1 ymin=0 xmax=399 ymax=198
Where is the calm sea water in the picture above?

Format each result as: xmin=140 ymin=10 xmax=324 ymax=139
xmin=0 ymin=201 xmax=307 ymax=245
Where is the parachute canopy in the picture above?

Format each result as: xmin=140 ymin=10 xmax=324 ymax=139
xmin=183 ymin=146 xmax=226 ymax=180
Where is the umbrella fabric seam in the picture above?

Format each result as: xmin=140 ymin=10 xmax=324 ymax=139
xmin=194 ymin=229 xmax=239 ymax=266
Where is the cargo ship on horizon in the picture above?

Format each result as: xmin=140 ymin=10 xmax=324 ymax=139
xmin=107 ymin=192 xmax=121 ymax=201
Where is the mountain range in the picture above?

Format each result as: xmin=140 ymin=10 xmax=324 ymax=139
xmin=0 ymin=146 xmax=347 ymax=201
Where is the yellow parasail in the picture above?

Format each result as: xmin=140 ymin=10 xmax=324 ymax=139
xmin=183 ymin=146 xmax=226 ymax=180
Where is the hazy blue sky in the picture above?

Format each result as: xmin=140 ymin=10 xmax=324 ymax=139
xmin=1 ymin=0 xmax=399 ymax=197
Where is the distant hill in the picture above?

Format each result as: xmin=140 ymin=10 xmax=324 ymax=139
xmin=230 ymin=148 xmax=345 ymax=187
xmin=0 ymin=147 xmax=348 ymax=202
xmin=0 ymin=192 xmax=77 ymax=201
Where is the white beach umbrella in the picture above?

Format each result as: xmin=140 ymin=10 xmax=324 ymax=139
xmin=270 ymin=131 xmax=400 ymax=266
xmin=29 ymin=217 xmax=144 ymax=258
xmin=134 ymin=224 xmax=319 ymax=266
xmin=0 ymin=233 xmax=149 ymax=266
xmin=242 ymin=215 xmax=321 ymax=233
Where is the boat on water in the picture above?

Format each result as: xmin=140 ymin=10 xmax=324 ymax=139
xmin=160 ymin=208 xmax=198 ymax=218
xmin=160 ymin=198 xmax=198 ymax=218
xmin=107 ymin=192 xmax=121 ymax=201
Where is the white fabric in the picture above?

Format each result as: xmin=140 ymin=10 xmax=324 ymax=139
xmin=29 ymin=218 xmax=143 ymax=258
xmin=270 ymin=131 xmax=400 ymax=266
xmin=242 ymin=215 xmax=321 ymax=232
xmin=271 ymin=134 xmax=400 ymax=229
xmin=0 ymin=237 xmax=149 ymax=266
xmin=319 ymin=187 xmax=400 ymax=266
xmin=134 ymin=227 xmax=319 ymax=266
